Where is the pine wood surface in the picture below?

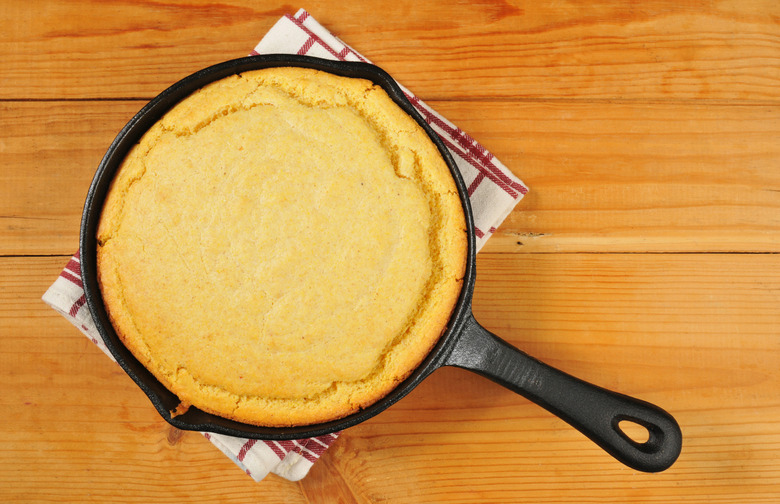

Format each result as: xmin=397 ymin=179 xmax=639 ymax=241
xmin=2 ymin=1 xmax=779 ymax=503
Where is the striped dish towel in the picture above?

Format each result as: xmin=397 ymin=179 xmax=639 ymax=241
xmin=42 ymin=8 xmax=527 ymax=483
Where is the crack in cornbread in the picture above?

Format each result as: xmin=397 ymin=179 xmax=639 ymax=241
xmin=96 ymin=67 xmax=467 ymax=427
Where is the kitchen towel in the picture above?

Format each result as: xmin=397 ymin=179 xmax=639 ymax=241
xmin=42 ymin=8 xmax=527 ymax=483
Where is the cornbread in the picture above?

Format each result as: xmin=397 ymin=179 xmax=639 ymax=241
xmin=96 ymin=66 xmax=467 ymax=427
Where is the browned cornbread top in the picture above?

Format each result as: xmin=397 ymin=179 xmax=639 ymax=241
xmin=96 ymin=66 xmax=467 ymax=427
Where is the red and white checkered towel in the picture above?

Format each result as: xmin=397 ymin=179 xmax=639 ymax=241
xmin=42 ymin=8 xmax=527 ymax=482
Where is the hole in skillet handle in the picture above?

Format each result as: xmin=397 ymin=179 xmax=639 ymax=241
xmin=79 ymin=54 xmax=478 ymax=440
xmin=443 ymin=315 xmax=683 ymax=473
xmin=616 ymin=417 xmax=652 ymax=445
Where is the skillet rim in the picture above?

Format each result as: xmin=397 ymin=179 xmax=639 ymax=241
xmin=79 ymin=54 xmax=478 ymax=439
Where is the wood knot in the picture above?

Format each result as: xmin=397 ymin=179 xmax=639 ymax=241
xmin=166 ymin=426 xmax=185 ymax=446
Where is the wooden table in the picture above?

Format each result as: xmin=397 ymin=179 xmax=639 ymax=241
xmin=3 ymin=1 xmax=779 ymax=502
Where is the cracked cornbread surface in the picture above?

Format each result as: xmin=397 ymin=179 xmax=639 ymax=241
xmin=96 ymin=66 xmax=467 ymax=427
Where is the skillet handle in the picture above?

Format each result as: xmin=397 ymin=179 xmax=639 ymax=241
xmin=443 ymin=314 xmax=682 ymax=473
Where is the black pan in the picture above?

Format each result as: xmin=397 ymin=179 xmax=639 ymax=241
xmin=80 ymin=54 xmax=682 ymax=473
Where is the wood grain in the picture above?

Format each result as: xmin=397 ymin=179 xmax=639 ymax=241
xmin=2 ymin=100 xmax=778 ymax=255
xmin=4 ymin=254 xmax=778 ymax=503
xmin=436 ymin=99 xmax=780 ymax=253
xmin=1 ymin=0 xmax=779 ymax=101
xmin=3 ymin=1 xmax=779 ymax=502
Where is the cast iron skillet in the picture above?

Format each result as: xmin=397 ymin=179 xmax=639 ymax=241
xmin=80 ymin=54 xmax=683 ymax=473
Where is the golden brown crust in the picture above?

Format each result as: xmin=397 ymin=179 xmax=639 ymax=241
xmin=96 ymin=67 xmax=467 ymax=427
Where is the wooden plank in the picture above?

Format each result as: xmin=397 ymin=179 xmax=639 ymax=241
xmin=2 ymin=100 xmax=778 ymax=255
xmin=1 ymin=1 xmax=779 ymax=101
xmin=3 ymin=254 xmax=778 ymax=502
xmin=435 ymin=100 xmax=780 ymax=253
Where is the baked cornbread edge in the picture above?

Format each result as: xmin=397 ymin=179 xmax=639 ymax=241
xmin=96 ymin=66 xmax=468 ymax=427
